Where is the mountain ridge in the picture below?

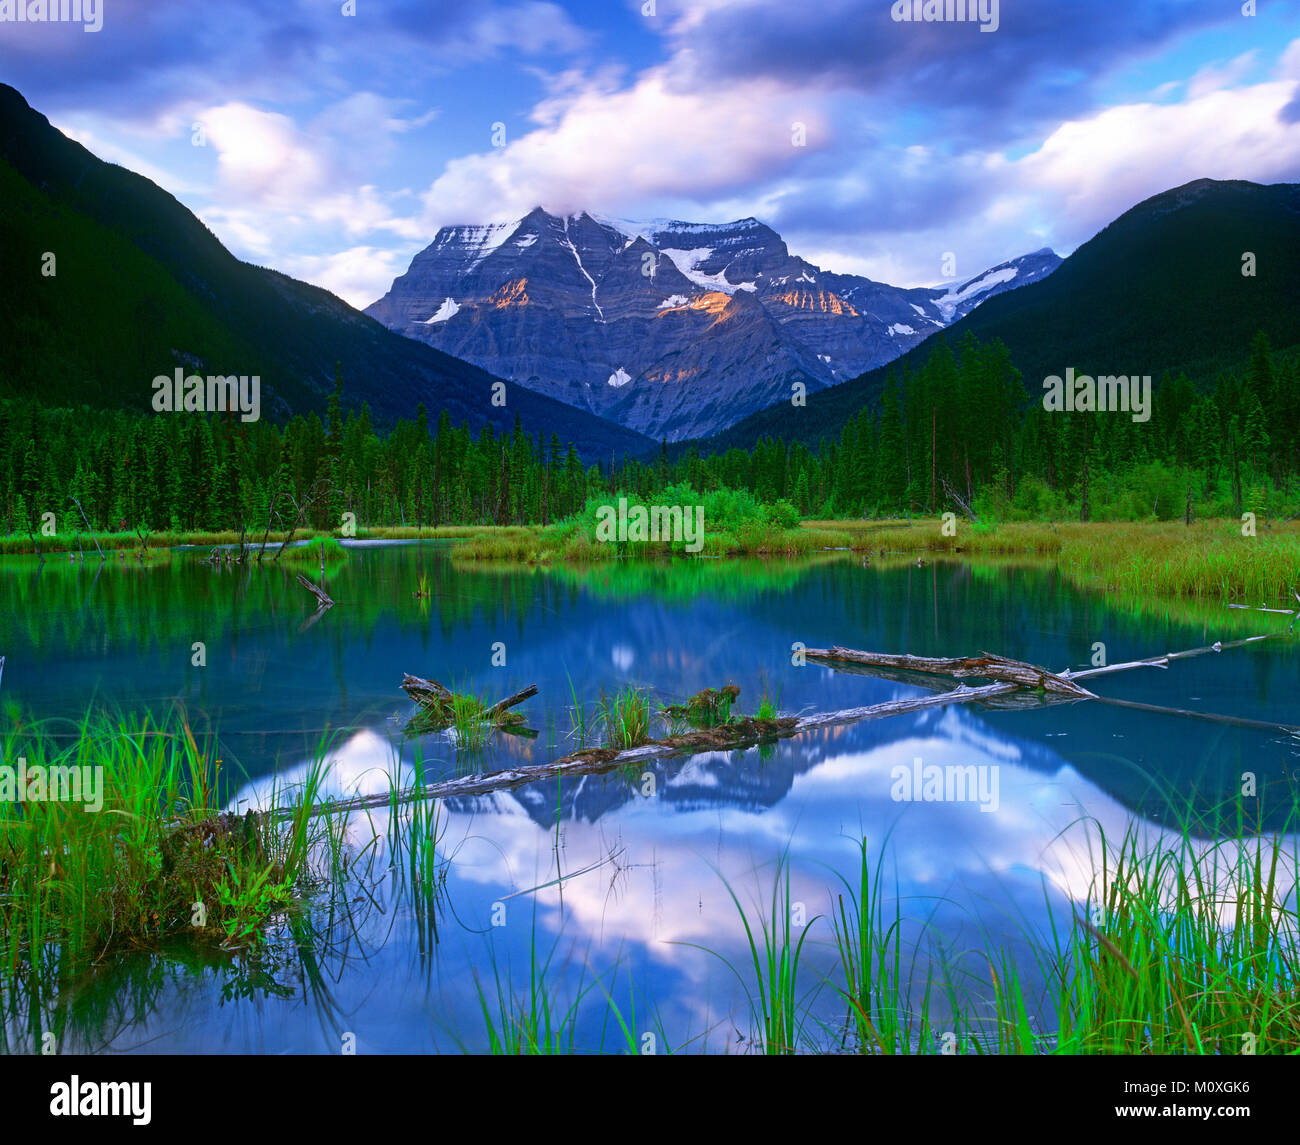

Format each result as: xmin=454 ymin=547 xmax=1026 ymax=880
xmin=366 ymin=206 xmax=1060 ymax=440
xmin=686 ymin=177 xmax=1300 ymax=456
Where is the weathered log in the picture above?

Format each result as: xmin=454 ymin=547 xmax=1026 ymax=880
xmin=295 ymin=573 xmax=334 ymax=608
xmin=402 ymin=676 xmax=537 ymax=732
xmin=401 ymin=674 xmax=453 ymax=707
xmin=1065 ymin=635 xmax=1274 ymax=680
xmin=481 ymin=685 xmax=539 ymax=721
xmin=278 ymin=679 xmax=1021 ymax=822
xmin=274 ymin=633 xmax=1281 ymax=823
xmin=804 ymin=646 xmax=1095 ymax=698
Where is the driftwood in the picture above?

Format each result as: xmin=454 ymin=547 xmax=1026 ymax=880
xmin=803 ymin=647 xmax=1096 ymax=698
xmin=401 ymin=674 xmax=453 ymax=707
xmin=482 ymin=685 xmax=539 ymax=721
xmin=271 ymin=633 xmax=1284 ymax=822
xmin=277 ymin=682 xmax=1020 ymax=822
xmin=1065 ymin=635 xmax=1273 ymax=681
xmin=807 ymin=636 xmax=1289 ymax=736
xmin=295 ymin=573 xmax=334 ymax=609
xmin=401 ymin=674 xmax=538 ymax=732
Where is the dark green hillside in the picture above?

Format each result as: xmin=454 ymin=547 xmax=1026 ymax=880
xmin=0 ymin=83 xmax=651 ymax=461
xmin=695 ymin=179 xmax=1300 ymax=455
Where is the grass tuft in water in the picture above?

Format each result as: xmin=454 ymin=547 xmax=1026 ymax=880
xmin=0 ymin=710 xmax=333 ymax=974
xmin=598 ymin=687 xmax=652 ymax=750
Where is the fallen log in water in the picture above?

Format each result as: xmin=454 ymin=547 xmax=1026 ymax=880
xmin=277 ymin=679 xmax=1027 ymax=822
xmin=1064 ymin=635 xmax=1274 ymax=680
xmin=401 ymin=674 xmax=453 ymax=707
xmin=401 ymin=674 xmax=538 ymax=731
xmin=295 ymin=573 xmax=334 ymax=609
xmin=482 ymin=685 xmax=539 ymax=721
xmin=803 ymin=646 xmax=1096 ymax=698
xmin=274 ymin=632 xmax=1285 ymax=822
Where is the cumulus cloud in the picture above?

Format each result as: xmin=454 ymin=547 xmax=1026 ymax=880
xmin=279 ymin=246 xmax=411 ymax=309
xmin=196 ymin=99 xmax=430 ymax=240
xmin=418 ymin=67 xmax=830 ymax=225
xmin=1008 ymin=79 xmax=1300 ymax=238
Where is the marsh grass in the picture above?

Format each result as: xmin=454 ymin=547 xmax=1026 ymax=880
xmin=754 ymin=682 xmax=781 ymax=722
xmin=279 ymin=535 xmax=348 ymax=566
xmin=0 ymin=711 xmax=332 ymax=973
xmin=0 ymin=528 xmax=325 ymax=556
xmin=474 ymin=919 xmax=599 ymax=1055
xmin=1052 ymin=819 xmax=1300 ymax=1054
xmin=830 ymin=835 xmax=938 ymax=1054
xmin=661 ymin=684 xmax=739 ymax=728
xmin=830 ymin=519 xmax=1300 ymax=605
xmin=598 ymin=687 xmax=652 ymax=750
xmin=821 ymin=804 xmax=1300 ymax=1055
xmin=681 ymin=852 xmax=821 ymax=1054
xmin=566 ymin=672 xmax=591 ymax=748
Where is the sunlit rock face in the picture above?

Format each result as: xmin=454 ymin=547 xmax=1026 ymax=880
xmin=366 ymin=208 xmax=1060 ymax=441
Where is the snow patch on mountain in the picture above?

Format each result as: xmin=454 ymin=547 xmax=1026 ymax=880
xmin=423 ymin=297 xmax=460 ymax=324
xmin=607 ymin=367 xmax=632 ymax=387
xmin=935 ymin=266 xmax=1019 ymax=321
xmin=431 ymin=220 xmax=521 ymax=272
xmin=660 ymin=247 xmax=737 ymax=293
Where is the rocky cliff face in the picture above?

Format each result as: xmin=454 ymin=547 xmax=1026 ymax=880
xmin=366 ymin=207 xmax=1059 ymax=441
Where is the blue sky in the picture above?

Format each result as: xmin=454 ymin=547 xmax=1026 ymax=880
xmin=4 ymin=0 xmax=1300 ymax=306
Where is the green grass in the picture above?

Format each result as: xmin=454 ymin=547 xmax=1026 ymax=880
xmin=827 ymin=518 xmax=1300 ymax=606
xmin=821 ymin=813 xmax=1300 ymax=1055
xmin=754 ymin=683 xmax=781 ymax=722
xmin=1052 ymin=820 xmax=1300 ymax=1054
xmin=597 ymin=687 xmax=652 ymax=750
xmin=682 ymin=851 xmax=821 ymax=1054
xmin=661 ymin=684 xmax=739 ymax=728
xmin=0 ymin=527 xmax=327 ymax=556
xmin=279 ymin=535 xmax=348 ymax=565
xmin=474 ymin=919 xmax=598 ymax=1055
xmin=566 ymin=672 xmax=592 ymax=749
xmin=0 ymin=711 xmax=332 ymax=976
xmin=829 ymin=835 xmax=945 ymax=1054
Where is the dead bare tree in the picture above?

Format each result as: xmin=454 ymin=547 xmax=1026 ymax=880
xmin=940 ymin=474 xmax=980 ymax=523
xmin=273 ymin=478 xmax=337 ymax=562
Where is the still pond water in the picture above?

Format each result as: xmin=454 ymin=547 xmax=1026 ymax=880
xmin=3 ymin=542 xmax=1298 ymax=1052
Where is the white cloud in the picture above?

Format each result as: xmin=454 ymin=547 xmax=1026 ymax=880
xmin=1186 ymin=50 xmax=1258 ymax=99
xmin=279 ymin=246 xmax=410 ymax=309
xmin=202 ymin=102 xmax=331 ymax=207
xmin=1009 ymin=80 xmax=1300 ymax=236
xmin=193 ymin=100 xmax=428 ymax=253
xmin=418 ymin=67 xmax=830 ymax=226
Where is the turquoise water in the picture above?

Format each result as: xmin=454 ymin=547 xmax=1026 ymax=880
xmin=2 ymin=543 xmax=1298 ymax=1052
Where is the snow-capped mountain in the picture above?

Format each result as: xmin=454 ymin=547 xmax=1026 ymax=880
xmin=366 ymin=207 xmax=1060 ymax=441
